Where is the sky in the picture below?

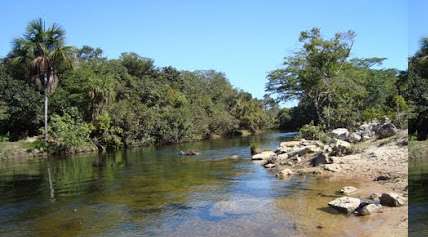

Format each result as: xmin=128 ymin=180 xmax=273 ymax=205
xmin=1 ymin=0 xmax=408 ymax=104
xmin=409 ymin=0 xmax=428 ymax=54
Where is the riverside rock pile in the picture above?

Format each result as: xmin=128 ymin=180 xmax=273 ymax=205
xmin=250 ymin=121 xmax=398 ymax=177
xmin=250 ymin=120 xmax=405 ymax=218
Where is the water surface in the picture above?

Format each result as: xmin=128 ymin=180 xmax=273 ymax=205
xmin=409 ymin=158 xmax=428 ymax=237
xmin=0 ymin=132 xmax=395 ymax=237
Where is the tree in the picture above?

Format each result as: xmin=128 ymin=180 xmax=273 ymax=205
xmin=409 ymin=38 xmax=428 ymax=139
xmin=266 ymin=28 xmax=355 ymax=127
xmin=8 ymin=18 xmax=72 ymax=142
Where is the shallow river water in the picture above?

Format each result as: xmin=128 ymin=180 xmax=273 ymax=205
xmin=410 ymin=158 xmax=428 ymax=237
xmin=0 ymin=132 xmax=394 ymax=237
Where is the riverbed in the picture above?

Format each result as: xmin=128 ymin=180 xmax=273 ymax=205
xmin=0 ymin=132 xmax=401 ymax=237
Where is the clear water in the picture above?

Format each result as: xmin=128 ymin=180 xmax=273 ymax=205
xmin=409 ymin=158 xmax=428 ymax=237
xmin=0 ymin=132 xmax=394 ymax=237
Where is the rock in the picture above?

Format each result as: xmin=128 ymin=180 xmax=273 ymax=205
xmin=251 ymin=151 xmax=275 ymax=160
xmin=250 ymin=145 xmax=263 ymax=155
xmin=280 ymin=140 xmax=300 ymax=148
xmin=323 ymin=164 xmax=341 ymax=172
xmin=375 ymin=122 xmax=397 ymax=139
xmin=179 ymin=150 xmax=200 ymax=156
xmin=330 ymin=140 xmax=352 ymax=156
xmin=369 ymin=193 xmax=381 ymax=202
xmin=358 ymin=204 xmax=382 ymax=216
xmin=328 ymin=197 xmax=361 ymax=214
xmin=374 ymin=175 xmax=391 ymax=181
xmin=311 ymin=152 xmax=332 ymax=166
xmin=379 ymin=193 xmax=406 ymax=207
xmin=276 ymin=168 xmax=293 ymax=178
xmin=277 ymin=153 xmax=288 ymax=160
xmin=338 ymin=186 xmax=358 ymax=195
xmin=288 ymin=146 xmax=318 ymax=158
xmin=264 ymin=163 xmax=276 ymax=169
xmin=330 ymin=128 xmax=350 ymax=141
xmin=348 ymin=133 xmax=362 ymax=143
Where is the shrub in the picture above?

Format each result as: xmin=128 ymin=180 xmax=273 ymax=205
xmin=48 ymin=111 xmax=93 ymax=153
xmin=298 ymin=122 xmax=325 ymax=140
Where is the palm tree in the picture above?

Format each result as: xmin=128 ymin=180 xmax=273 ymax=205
xmin=9 ymin=18 xmax=72 ymax=142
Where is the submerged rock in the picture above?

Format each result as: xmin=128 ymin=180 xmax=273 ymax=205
xmin=328 ymin=196 xmax=361 ymax=214
xmin=264 ymin=163 xmax=276 ymax=169
xmin=280 ymin=140 xmax=300 ymax=148
xmin=179 ymin=150 xmax=200 ymax=156
xmin=337 ymin=186 xmax=358 ymax=195
xmin=379 ymin=192 xmax=406 ymax=207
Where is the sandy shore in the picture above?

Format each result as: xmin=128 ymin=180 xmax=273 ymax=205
xmin=259 ymin=130 xmax=408 ymax=237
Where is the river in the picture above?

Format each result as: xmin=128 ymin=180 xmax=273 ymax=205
xmin=410 ymin=158 xmax=428 ymax=237
xmin=0 ymin=131 xmax=393 ymax=237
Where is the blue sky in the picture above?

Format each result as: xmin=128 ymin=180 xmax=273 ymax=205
xmin=1 ymin=0 xmax=408 ymax=103
xmin=409 ymin=0 xmax=428 ymax=54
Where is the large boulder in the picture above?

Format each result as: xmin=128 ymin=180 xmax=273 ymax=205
xmin=330 ymin=128 xmax=350 ymax=141
xmin=375 ymin=123 xmax=398 ymax=139
xmin=311 ymin=152 xmax=332 ymax=166
xmin=330 ymin=140 xmax=352 ymax=156
xmin=328 ymin=197 xmax=361 ymax=214
xmin=379 ymin=192 xmax=406 ymax=207
xmin=251 ymin=151 xmax=276 ymax=160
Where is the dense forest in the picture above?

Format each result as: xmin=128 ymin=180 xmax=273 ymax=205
xmin=0 ymin=19 xmax=277 ymax=153
xmin=0 ymin=19 xmax=408 ymax=154
xmin=408 ymin=38 xmax=428 ymax=140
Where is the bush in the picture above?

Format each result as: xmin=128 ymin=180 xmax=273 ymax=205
xmin=298 ymin=122 xmax=326 ymax=140
xmin=48 ymin=111 xmax=93 ymax=153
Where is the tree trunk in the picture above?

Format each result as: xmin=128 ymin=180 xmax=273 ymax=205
xmin=44 ymin=87 xmax=48 ymax=143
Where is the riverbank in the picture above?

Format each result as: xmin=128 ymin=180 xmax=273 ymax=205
xmin=252 ymin=128 xmax=408 ymax=236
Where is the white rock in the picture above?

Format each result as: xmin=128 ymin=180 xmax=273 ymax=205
xmin=328 ymin=197 xmax=361 ymax=214
xmin=251 ymin=151 xmax=275 ymax=160
xmin=330 ymin=128 xmax=350 ymax=141
xmin=358 ymin=204 xmax=382 ymax=216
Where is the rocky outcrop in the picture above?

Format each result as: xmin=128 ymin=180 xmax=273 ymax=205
xmin=328 ymin=197 xmax=361 ymax=214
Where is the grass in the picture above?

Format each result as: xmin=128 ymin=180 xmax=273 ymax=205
xmin=0 ymin=137 xmax=45 ymax=159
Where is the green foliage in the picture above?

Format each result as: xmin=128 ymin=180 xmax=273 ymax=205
xmin=268 ymin=28 xmax=406 ymax=130
xmin=409 ymin=38 xmax=428 ymax=139
xmin=48 ymin=110 xmax=93 ymax=153
xmin=298 ymin=122 xmax=326 ymax=140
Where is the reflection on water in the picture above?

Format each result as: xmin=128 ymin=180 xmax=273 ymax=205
xmin=410 ymin=158 xmax=428 ymax=237
xmin=0 ymin=132 xmax=302 ymax=237
xmin=0 ymin=131 xmax=400 ymax=237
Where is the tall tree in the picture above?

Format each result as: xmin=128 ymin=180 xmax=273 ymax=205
xmin=8 ymin=18 xmax=72 ymax=142
xmin=266 ymin=28 xmax=355 ymax=127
